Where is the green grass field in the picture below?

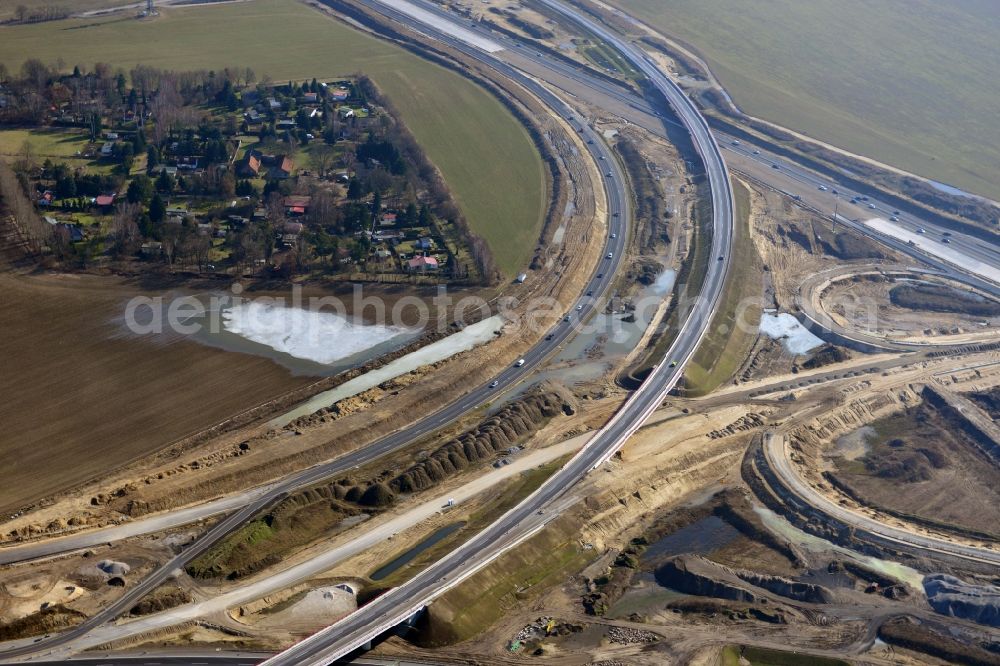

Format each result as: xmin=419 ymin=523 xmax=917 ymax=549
xmin=0 ymin=128 xmax=88 ymax=157
xmin=612 ymin=0 xmax=1000 ymax=201
xmin=0 ymin=128 xmax=113 ymax=173
xmin=579 ymin=39 xmax=641 ymax=80
xmin=0 ymin=0 xmax=545 ymax=276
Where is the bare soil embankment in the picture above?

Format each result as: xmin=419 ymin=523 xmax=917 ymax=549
xmin=826 ymin=390 xmax=1000 ymax=538
xmin=184 ymin=390 xmax=574 ymax=580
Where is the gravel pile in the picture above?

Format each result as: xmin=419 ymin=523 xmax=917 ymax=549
xmin=96 ymin=560 xmax=130 ymax=576
xmin=606 ymin=626 xmax=659 ymax=645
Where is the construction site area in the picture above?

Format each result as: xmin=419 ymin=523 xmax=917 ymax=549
xmin=1 ymin=0 xmax=1000 ymax=664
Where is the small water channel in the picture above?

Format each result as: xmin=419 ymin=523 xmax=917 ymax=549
xmin=753 ymin=505 xmax=926 ymax=590
xmin=369 ymin=521 xmax=467 ymax=581
xmin=927 ymin=179 xmax=987 ymax=202
xmin=612 ymin=504 xmax=927 ymax=620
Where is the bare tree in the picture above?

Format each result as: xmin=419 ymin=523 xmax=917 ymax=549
xmin=0 ymin=158 xmax=50 ymax=255
xmin=265 ymin=192 xmax=286 ymax=229
xmin=306 ymin=187 xmax=336 ymax=226
xmin=294 ymin=233 xmax=313 ymax=272
xmin=311 ymin=144 xmax=336 ymax=178
xmin=239 ymin=232 xmax=263 ymax=274
xmin=183 ymin=233 xmax=211 ymax=271
xmin=161 ymin=226 xmax=180 ymax=265
xmin=109 ymin=202 xmax=142 ymax=257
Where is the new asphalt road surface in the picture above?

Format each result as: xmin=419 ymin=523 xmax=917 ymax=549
xmin=0 ymin=3 xmax=631 ymax=664
xmin=260 ymin=0 xmax=736 ymax=661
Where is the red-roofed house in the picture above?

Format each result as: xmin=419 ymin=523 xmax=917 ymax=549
xmin=95 ymin=194 xmax=116 ymax=207
xmin=407 ymin=255 xmax=438 ymax=273
xmin=237 ymin=154 xmax=261 ymax=178
xmin=269 ymin=156 xmax=294 ymax=180
xmin=283 ymin=195 xmax=311 ymax=214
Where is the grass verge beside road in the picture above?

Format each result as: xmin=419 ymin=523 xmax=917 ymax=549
xmin=682 ymin=180 xmax=759 ymax=396
xmin=366 ymin=456 xmax=569 ymax=589
xmin=414 ymin=506 xmax=592 ymax=646
xmin=0 ymin=0 xmax=545 ymax=276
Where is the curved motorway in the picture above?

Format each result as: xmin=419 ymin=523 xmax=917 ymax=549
xmin=261 ymin=0 xmax=735 ymax=662
xmin=0 ymin=2 xmax=632 ymax=663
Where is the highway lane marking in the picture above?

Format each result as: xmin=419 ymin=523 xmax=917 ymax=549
xmin=372 ymin=0 xmax=502 ymax=52
xmin=260 ymin=0 xmax=735 ymax=661
xmin=863 ymin=217 xmax=1000 ymax=285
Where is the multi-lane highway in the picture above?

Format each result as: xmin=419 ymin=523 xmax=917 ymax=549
xmin=260 ymin=0 xmax=735 ymax=662
xmin=0 ymin=4 xmax=633 ymax=665
xmin=390 ymin=0 xmax=1000 ymax=288
xmin=6 ymin=0 xmax=995 ymax=661
xmin=721 ymin=138 xmax=1000 ymax=282
xmin=8 ymin=0 xmax=995 ymax=570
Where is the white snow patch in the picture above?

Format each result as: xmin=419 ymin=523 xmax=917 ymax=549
xmin=222 ymin=301 xmax=411 ymax=366
xmin=862 ymin=217 xmax=1000 ymax=285
xmin=373 ymin=0 xmax=503 ymax=52
xmin=649 ymin=268 xmax=677 ymax=296
xmin=759 ymin=313 xmax=824 ymax=355
xmin=270 ymin=315 xmax=505 ymax=427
